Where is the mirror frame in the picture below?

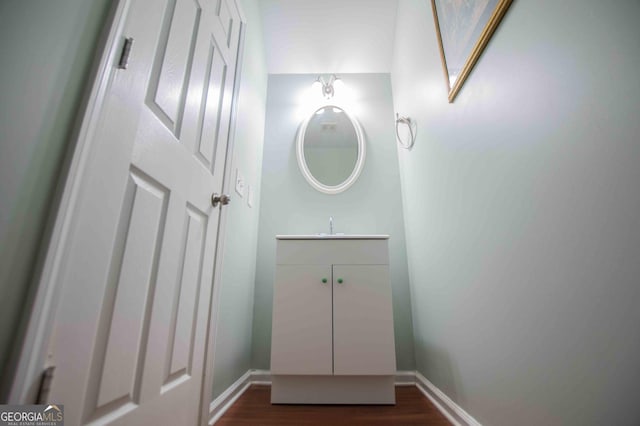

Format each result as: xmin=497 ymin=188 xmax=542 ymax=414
xmin=296 ymin=104 xmax=366 ymax=195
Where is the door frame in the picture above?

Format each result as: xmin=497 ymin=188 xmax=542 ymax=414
xmin=8 ymin=2 xmax=246 ymax=424
xmin=200 ymin=4 xmax=247 ymax=425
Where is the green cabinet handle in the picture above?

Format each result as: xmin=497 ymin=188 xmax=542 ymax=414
xmin=337 ymin=278 xmax=343 ymax=284
xmin=322 ymin=278 xmax=327 ymax=283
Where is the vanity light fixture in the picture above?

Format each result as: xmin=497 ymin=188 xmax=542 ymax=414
xmin=312 ymin=74 xmax=342 ymax=99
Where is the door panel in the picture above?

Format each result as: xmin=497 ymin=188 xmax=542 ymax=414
xmin=271 ymin=265 xmax=333 ymax=375
xmin=165 ymin=204 xmax=207 ymax=383
xmin=97 ymin=170 xmax=169 ymax=409
xmin=150 ymin=0 xmax=202 ymax=135
xmin=46 ymin=0 xmax=243 ymax=424
xmin=195 ymin=41 xmax=228 ymax=170
xmin=332 ymin=265 xmax=396 ymax=375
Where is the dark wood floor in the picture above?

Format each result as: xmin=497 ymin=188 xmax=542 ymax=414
xmin=216 ymin=385 xmax=451 ymax=425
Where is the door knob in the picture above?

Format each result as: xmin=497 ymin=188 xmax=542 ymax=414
xmin=211 ymin=193 xmax=231 ymax=208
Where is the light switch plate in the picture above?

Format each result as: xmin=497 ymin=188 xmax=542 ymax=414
xmin=247 ymin=184 xmax=254 ymax=208
xmin=235 ymin=168 xmax=245 ymax=197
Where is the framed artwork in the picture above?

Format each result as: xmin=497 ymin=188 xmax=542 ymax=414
xmin=431 ymin=0 xmax=513 ymax=102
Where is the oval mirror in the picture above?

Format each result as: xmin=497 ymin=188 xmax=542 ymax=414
xmin=296 ymin=105 xmax=365 ymax=194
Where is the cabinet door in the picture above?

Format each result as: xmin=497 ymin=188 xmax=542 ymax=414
xmin=271 ymin=265 xmax=333 ymax=374
xmin=333 ymin=265 xmax=396 ymax=375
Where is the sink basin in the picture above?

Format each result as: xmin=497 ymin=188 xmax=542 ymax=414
xmin=276 ymin=234 xmax=390 ymax=240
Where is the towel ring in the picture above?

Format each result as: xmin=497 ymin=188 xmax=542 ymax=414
xmin=395 ymin=113 xmax=415 ymax=149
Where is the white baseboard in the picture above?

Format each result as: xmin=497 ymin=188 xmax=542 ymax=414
xmin=208 ymin=370 xmax=251 ymax=425
xmin=209 ymin=370 xmax=480 ymax=426
xmin=247 ymin=370 xmax=417 ymax=386
xmin=395 ymin=370 xmax=417 ymax=386
xmin=248 ymin=369 xmax=271 ymax=385
xmin=414 ymin=371 xmax=481 ymax=426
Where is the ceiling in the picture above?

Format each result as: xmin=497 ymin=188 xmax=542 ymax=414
xmin=258 ymin=0 xmax=399 ymax=74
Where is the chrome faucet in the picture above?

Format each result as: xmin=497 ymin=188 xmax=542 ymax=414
xmin=329 ymin=216 xmax=334 ymax=235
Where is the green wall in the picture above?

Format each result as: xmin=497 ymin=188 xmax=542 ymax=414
xmin=0 ymin=0 xmax=112 ymax=398
xmin=211 ymin=0 xmax=268 ymax=400
xmin=392 ymin=0 xmax=640 ymax=424
xmin=251 ymin=73 xmax=416 ymax=372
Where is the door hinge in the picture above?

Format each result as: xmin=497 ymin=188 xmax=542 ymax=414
xmin=117 ymin=37 xmax=134 ymax=69
xmin=35 ymin=366 xmax=55 ymax=404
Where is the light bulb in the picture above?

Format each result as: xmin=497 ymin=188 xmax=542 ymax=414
xmin=322 ymin=84 xmax=334 ymax=99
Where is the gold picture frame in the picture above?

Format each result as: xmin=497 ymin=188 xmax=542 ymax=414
xmin=431 ymin=0 xmax=513 ymax=103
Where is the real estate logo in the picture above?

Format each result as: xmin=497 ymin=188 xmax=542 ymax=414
xmin=0 ymin=404 xmax=63 ymax=426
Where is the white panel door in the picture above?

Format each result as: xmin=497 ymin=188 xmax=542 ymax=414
xmin=332 ymin=265 xmax=396 ymax=375
xmin=271 ymin=265 xmax=333 ymax=375
xmin=45 ymin=0 xmax=242 ymax=424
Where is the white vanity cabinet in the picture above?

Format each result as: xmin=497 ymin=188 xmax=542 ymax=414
xmin=270 ymin=236 xmax=396 ymax=404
